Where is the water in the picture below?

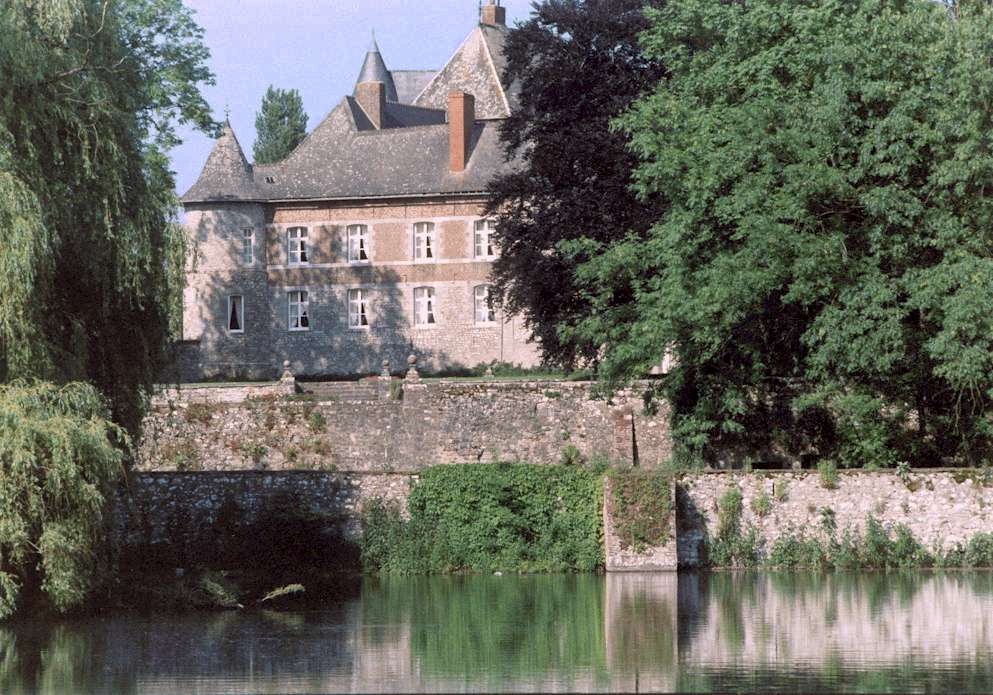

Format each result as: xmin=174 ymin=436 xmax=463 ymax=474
xmin=4 ymin=572 xmax=993 ymax=693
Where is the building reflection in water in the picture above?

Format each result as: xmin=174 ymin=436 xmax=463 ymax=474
xmin=2 ymin=572 xmax=993 ymax=693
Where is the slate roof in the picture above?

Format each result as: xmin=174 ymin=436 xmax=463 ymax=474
xmin=352 ymin=37 xmax=399 ymax=103
xmin=413 ymin=25 xmax=511 ymax=119
xmin=182 ymin=19 xmax=513 ymax=205
xmin=392 ymin=70 xmax=437 ymax=104
xmin=183 ymin=120 xmax=260 ymax=202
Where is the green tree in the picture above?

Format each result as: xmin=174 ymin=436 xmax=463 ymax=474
xmin=0 ymin=382 xmax=127 ymax=619
xmin=252 ymin=85 xmax=308 ymax=164
xmin=486 ymin=0 xmax=667 ymax=368
xmin=0 ymin=0 xmax=217 ymax=433
xmin=579 ymin=0 xmax=993 ymax=466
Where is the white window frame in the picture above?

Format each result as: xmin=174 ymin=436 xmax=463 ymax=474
xmin=241 ymin=228 xmax=254 ymax=265
xmin=413 ymin=222 xmax=435 ymax=261
xmin=474 ymin=219 xmax=496 ymax=259
xmin=288 ymin=290 xmax=310 ymax=331
xmin=287 ymin=227 xmax=309 ymax=265
xmin=474 ymin=285 xmax=496 ymax=324
xmin=413 ymin=286 xmax=436 ymax=326
xmin=347 ymin=224 xmax=369 ymax=263
xmin=227 ymin=295 xmax=245 ymax=333
xmin=348 ymin=288 xmax=369 ymax=329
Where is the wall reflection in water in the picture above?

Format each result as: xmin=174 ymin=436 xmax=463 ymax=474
xmin=3 ymin=572 xmax=993 ymax=693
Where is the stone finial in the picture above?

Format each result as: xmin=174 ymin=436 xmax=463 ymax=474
xmin=381 ymin=359 xmax=391 ymax=379
xmin=405 ymin=354 xmax=420 ymax=382
xmin=280 ymin=360 xmax=297 ymax=393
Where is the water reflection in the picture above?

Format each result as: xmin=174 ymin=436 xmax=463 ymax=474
xmin=3 ymin=572 xmax=993 ymax=693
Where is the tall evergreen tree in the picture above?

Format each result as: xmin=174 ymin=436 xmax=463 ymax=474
xmin=0 ymin=0 xmax=218 ymax=433
xmin=253 ymin=86 xmax=308 ymax=164
xmin=486 ymin=0 xmax=667 ymax=368
xmin=580 ymin=0 xmax=993 ymax=466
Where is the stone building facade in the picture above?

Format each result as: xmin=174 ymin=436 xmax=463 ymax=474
xmin=179 ymin=2 xmax=539 ymax=380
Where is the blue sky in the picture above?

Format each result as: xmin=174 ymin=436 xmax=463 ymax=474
xmin=170 ymin=0 xmax=533 ymax=198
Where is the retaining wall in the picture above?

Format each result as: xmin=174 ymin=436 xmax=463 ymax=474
xmin=137 ymin=380 xmax=672 ymax=472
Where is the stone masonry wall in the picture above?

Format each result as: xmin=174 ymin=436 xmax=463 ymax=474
xmin=137 ymin=380 xmax=673 ymax=472
xmin=115 ymin=471 xmax=413 ymax=551
xmin=676 ymin=470 xmax=993 ymax=568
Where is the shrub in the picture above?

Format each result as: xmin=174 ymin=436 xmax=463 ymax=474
xmin=965 ymin=533 xmax=993 ymax=567
xmin=161 ymin=441 xmax=200 ymax=471
xmin=772 ymin=478 xmax=788 ymax=501
xmin=560 ymin=444 xmax=583 ymax=466
xmin=389 ymin=379 xmax=404 ymax=401
xmin=767 ymin=532 xmax=827 ymax=569
xmin=360 ymin=464 xmax=603 ymax=574
xmin=818 ymin=460 xmax=839 ymax=490
xmin=751 ymin=490 xmax=771 ymax=517
xmin=609 ymin=469 xmax=673 ymax=551
xmin=185 ymin=401 xmax=219 ymax=424
xmin=707 ymin=485 xmax=759 ymax=568
xmin=241 ymin=441 xmax=267 ymax=466
xmin=306 ymin=410 xmax=327 ymax=433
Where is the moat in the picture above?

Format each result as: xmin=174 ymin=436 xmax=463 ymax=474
xmin=6 ymin=571 xmax=993 ymax=693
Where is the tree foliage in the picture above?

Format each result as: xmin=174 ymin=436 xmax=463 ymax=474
xmin=486 ymin=0 xmax=667 ymax=368
xmin=0 ymin=382 xmax=127 ymax=619
xmin=577 ymin=0 xmax=993 ymax=466
xmin=0 ymin=0 xmax=217 ymax=432
xmin=252 ymin=85 xmax=308 ymax=164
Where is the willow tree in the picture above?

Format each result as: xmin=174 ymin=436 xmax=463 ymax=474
xmin=0 ymin=0 xmax=217 ymax=432
xmin=579 ymin=0 xmax=993 ymax=466
xmin=0 ymin=382 xmax=126 ymax=618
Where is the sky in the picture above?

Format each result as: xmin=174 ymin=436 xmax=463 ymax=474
xmin=170 ymin=0 xmax=534 ymax=198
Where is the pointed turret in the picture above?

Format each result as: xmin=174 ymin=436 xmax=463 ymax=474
xmin=182 ymin=120 xmax=258 ymax=202
xmin=353 ymin=34 xmax=399 ymax=103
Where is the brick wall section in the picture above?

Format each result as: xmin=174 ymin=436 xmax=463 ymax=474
xmin=138 ymin=380 xmax=673 ymax=472
xmin=676 ymin=470 xmax=993 ymax=568
xmin=177 ymin=198 xmax=540 ymax=381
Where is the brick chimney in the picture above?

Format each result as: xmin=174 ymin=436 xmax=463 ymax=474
xmin=449 ymin=91 xmax=475 ymax=172
xmin=356 ymin=81 xmax=386 ymax=129
xmin=481 ymin=0 xmax=506 ymax=27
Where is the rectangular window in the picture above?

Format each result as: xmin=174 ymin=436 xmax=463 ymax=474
xmin=413 ymin=222 xmax=434 ymax=261
xmin=241 ymin=228 xmax=254 ymax=265
xmin=348 ymin=288 xmax=369 ymax=328
xmin=413 ymin=286 xmax=436 ymax=325
xmin=347 ymin=224 xmax=369 ymax=262
xmin=474 ymin=285 xmax=495 ymax=323
xmin=474 ymin=219 xmax=496 ymax=258
xmin=288 ymin=290 xmax=310 ymax=331
xmin=228 ymin=295 xmax=244 ymax=333
xmin=287 ymin=227 xmax=308 ymax=265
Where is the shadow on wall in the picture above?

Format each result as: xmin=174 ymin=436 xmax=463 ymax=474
xmin=162 ymin=210 xmax=459 ymax=383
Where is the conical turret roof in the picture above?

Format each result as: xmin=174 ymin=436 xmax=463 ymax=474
xmin=353 ymin=35 xmax=399 ymax=102
xmin=182 ymin=120 xmax=259 ymax=202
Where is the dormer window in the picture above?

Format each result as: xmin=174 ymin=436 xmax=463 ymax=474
xmin=287 ymin=227 xmax=308 ymax=265
xmin=413 ymin=222 xmax=434 ymax=261
xmin=347 ymin=224 xmax=369 ymax=262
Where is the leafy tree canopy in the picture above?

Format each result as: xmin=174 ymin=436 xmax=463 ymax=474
xmin=487 ymin=0 xmax=667 ymax=368
xmin=253 ymin=85 xmax=308 ymax=164
xmin=0 ymin=0 xmax=217 ymax=432
xmin=579 ymin=0 xmax=993 ymax=466
xmin=0 ymin=381 xmax=127 ymax=619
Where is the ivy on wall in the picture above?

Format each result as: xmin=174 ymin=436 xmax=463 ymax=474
xmin=361 ymin=464 xmax=604 ymax=574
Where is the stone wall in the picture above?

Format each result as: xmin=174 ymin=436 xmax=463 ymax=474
xmin=603 ymin=476 xmax=678 ymax=572
xmin=676 ymin=470 xmax=993 ymax=567
xmin=115 ymin=471 xmax=413 ymax=552
xmin=137 ymin=379 xmax=673 ymax=472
